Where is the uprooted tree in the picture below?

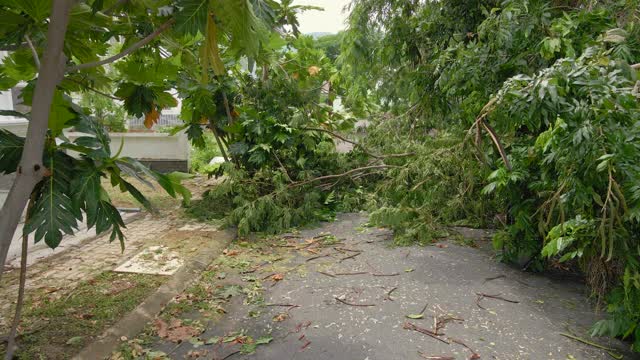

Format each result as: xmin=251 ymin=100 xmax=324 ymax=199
xmin=340 ymin=0 xmax=640 ymax=351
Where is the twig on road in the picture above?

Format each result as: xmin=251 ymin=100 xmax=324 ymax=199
xmin=418 ymin=352 xmax=454 ymax=360
xmin=384 ymin=286 xmax=397 ymax=301
xmin=335 ymin=297 xmax=376 ymax=307
xmin=403 ymin=322 xmax=450 ymax=344
xmin=318 ymin=271 xmax=336 ymax=278
xmin=475 ymin=292 xmax=519 ymax=309
xmin=339 ymin=252 xmax=362 ymax=262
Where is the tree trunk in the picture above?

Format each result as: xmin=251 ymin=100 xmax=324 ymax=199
xmin=0 ymin=0 xmax=74 ymax=279
xmin=3 ymin=197 xmax=33 ymax=360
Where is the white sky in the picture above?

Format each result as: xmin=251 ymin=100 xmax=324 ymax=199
xmin=295 ymin=0 xmax=352 ymax=34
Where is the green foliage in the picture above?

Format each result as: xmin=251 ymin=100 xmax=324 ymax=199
xmin=484 ymin=46 xmax=640 ymax=348
xmin=189 ymin=133 xmax=222 ymax=173
xmin=315 ymin=33 xmax=343 ymax=61
xmin=0 ymin=130 xmax=23 ymax=174
xmin=366 ymin=125 xmax=501 ymax=245
xmin=183 ymin=35 xmax=368 ymax=235
xmin=79 ymin=91 xmax=127 ymax=132
xmin=341 ymin=0 xmax=640 ymax=351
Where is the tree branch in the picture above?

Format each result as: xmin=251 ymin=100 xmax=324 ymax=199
xmin=303 ymin=127 xmax=382 ymax=158
xmin=66 ymin=18 xmax=175 ymax=72
xmin=65 ymin=77 xmax=120 ymax=100
xmin=24 ymin=35 xmax=40 ymax=69
xmin=288 ymin=165 xmax=401 ymax=188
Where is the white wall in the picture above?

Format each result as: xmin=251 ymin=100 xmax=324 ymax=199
xmin=66 ymin=131 xmax=190 ymax=161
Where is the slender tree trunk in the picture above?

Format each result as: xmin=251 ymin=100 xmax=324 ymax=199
xmin=207 ymin=118 xmax=229 ymax=162
xmin=0 ymin=0 xmax=73 ymax=280
xmin=4 ymin=197 xmax=33 ymax=360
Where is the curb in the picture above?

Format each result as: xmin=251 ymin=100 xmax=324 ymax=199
xmin=73 ymin=228 xmax=236 ymax=360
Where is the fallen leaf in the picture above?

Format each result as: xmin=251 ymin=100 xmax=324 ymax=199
xmin=256 ymin=336 xmax=273 ymax=345
xmin=155 ymin=318 xmax=202 ymax=343
xmin=273 ymin=312 xmax=289 ymax=322
xmin=406 ymin=314 xmax=424 ymax=319
xmin=154 ymin=319 xmax=169 ymax=338
xmin=66 ymin=336 xmax=84 ymax=345
xmin=186 ymin=349 xmax=208 ymax=358
xmin=223 ymin=249 xmax=240 ymax=256
xmin=271 ymin=273 xmax=284 ymax=281
xmin=435 ymin=243 xmax=448 ymax=248
xmin=205 ymin=337 xmax=221 ymax=345
xmin=405 ymin=268 xmax=414 ymax=273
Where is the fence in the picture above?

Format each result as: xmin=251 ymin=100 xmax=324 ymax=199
xmin=127 ymin=113 xmax=183 ymax=130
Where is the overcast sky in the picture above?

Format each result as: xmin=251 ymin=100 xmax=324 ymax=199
xmin=295 ymin=0 xmax=352 ymax=34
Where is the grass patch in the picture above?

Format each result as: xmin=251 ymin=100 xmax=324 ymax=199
xmin=102 ymin=177 xmax=178 ymax=211
xmin=2 ymin=271 xmax=164 ymax=360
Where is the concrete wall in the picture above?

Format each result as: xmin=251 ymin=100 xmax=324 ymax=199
xmin=66 ymin=131 xmax=190 ymax=172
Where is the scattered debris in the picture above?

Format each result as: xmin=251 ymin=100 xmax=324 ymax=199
xmin=449 ymin=337 xmax=480 ymax=359
xmin=154 ymin=319 xmax=202 ymax=343
xmin=372 ymin=272 xmax=400 ymax=277
xmin=406 ymin=303 xmax=429 ymax=319
xmin=417 ymin=352 xmax=454 ymax=360
xmin=318 ymin=271 xmax=337 ymax=278
xmin=306 ymin=253 xmax=332 ymax=262
xmin=300 ymin=340 xmax=311 ymax=350
xmin=272 ymin=313 xmax=289 ymax=322
xmin=384 ymin=287 xmax=397 ymax=301
xmin=475 ymin=292 xmax=519 ymax=309
xmin=434 ymin=315 xmax=464 ymax=335
xmin=339 ymin=252 xmax=362 ymax=262
xmin=403 ymin=322 xmax=449 ymax=344
xmin=483 ymin=274 xmax=506 ymax=283
xmin=335 ymin=296 xmax=376 ymax=307
xmin=270 ymin=273 xmax=284 ymax=281
xmin=559 ymin=332 xmax=623 ymax=359
xmin=333 ymin=271 xmax=368 ymax=276
xmin=223 ymin=249 xmax=240 ymax=257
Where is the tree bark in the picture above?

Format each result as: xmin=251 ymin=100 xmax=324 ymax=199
xmin=0 ymin=0 xmax=74 ymax=279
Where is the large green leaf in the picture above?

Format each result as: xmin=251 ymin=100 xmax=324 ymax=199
xmin=114 ymin=83 xmax=156 ymax=118
xmin=48 ymin=91 xmax=77 ymax=137
xmin=25 ymin=152 xmax=81 ymax=249
xmin=212 ymin=0 xmax=268 ymax=57
xmin=0 ymin=129 xmax=24 ymax=175
xmin=3 ymin=0 xmax=50 ymax=22
xmin=174 ymin=0 xmax=209 ymax=35
xmin=155 ymin=171 xmax=193 ymax=204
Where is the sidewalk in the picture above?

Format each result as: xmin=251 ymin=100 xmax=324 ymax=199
xmin=0 ymin=214 xmax=174 ymax=327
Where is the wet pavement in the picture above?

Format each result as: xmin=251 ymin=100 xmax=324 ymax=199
xmin=142 ymin=213 xmax=632 ymax=360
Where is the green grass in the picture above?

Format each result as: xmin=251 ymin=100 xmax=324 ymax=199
xmin=2 ymin=272 xmax=164 ymax=360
